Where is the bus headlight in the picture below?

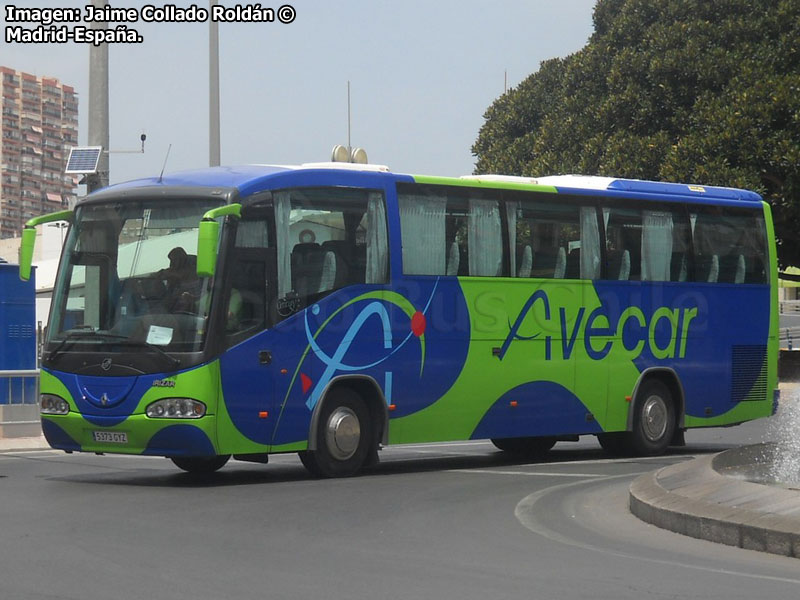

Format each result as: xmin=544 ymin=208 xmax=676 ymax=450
xmin=145 ymin=398 xmax=206 ymax=419
xmin=41 ymin=394 xmax=70 ymax=415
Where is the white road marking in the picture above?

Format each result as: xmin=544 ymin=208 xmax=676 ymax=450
xmin=446 ymin=468 xmax=607 ymax=478
xmin=515 ymin=474 xmax=800 ymax=586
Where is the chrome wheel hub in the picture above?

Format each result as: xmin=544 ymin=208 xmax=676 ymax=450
xmin=325 ymin=407 xmax=361 ymax=461
xmin=641 ymin=394 xmax=668 ymax=441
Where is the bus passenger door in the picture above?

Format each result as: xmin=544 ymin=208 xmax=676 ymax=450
xmin=217 ymin=209 xmax=278 ymax=453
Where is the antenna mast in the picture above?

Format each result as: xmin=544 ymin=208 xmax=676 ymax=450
xmin=347 ymin=81 xmax=352 ymax=154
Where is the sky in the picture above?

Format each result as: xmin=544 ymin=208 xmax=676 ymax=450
xmin=2 ymin=0 xmax=597 ymax=187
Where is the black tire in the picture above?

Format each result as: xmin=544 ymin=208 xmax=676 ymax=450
xmin=300 ymin=388 xmax=373 ymax=478
xmin=490 ymin=436 xmax=556 ymax=456
xmin=170 ymin=454 xmax=230 ymax=473
xmin=629 ymin=379 xmax=676 ymax=456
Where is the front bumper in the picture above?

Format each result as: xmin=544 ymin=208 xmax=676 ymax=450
xmin=41 ymin=413 xmax=219 ymax=457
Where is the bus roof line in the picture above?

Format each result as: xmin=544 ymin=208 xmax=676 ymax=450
xmin=411 ymin=174 xmax=559 ymax=193
xmin=78 ymin=165 xmax=763 ymax=208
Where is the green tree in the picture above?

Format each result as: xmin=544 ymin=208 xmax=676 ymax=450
xmin=473 ymin=0 xmax=800 ymax=267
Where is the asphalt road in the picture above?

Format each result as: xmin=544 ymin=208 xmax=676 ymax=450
xmin=1 ymin=416 xmax=799 ymax=600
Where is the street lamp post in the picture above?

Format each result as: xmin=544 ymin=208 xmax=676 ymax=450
xmin=209 ymin=0 xmax=220 ymax=167
xmin=87 ymin=0 xmax=109 ymax=192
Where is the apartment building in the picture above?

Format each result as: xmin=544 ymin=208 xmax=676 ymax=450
xmin=0 ymin=66 xmax=78 ymax=239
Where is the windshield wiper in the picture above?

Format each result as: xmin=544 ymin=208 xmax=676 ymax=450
xmin=47 ymin=331 xmax=181 ymax=370
xmin=47 ymin=330 xmax=129 ymax=363
xmin=114 ymin=339 xmax=181 ymax=370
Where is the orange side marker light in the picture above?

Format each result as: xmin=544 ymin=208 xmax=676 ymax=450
xmin=625 ymin=396 xmax=632 ymax=403
xmin=258 ymin=411 xmax=269 ymax=419
xmin=388 ymin=404 xmax=397 ymax=411
xmin=510 ymin=401 xmax=519 ymax=408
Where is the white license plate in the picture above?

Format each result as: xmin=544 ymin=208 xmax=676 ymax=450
xmin=92 ymin=431 xmax=128 ymax=444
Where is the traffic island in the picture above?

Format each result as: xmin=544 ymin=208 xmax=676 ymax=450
xmin=629 ymin=444 xmax=800 ymax=558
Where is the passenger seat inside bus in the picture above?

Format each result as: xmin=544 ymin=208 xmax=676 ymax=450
xmin=554 ymin=247 xmax=567 ymax=279
xmin=317 ymin=251 xmax=337 ymax=293
xmin=446 ymin=242 xmax=460 ymax=276
xmin=606 ymin=249 xmax=631 ymax=280
xmin=321 ymin=240 xmax=358 ymax=284
xmin=292 ymin=242 xmax=351 ymax=299
xmin=695 ymin=254 xmax=719 ymax=283
xmin=291 ymin=242 xmax=324 ymax=298
xmin=518 ymin=245 xmax=533 ymax=277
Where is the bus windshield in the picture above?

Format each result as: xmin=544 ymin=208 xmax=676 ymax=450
xmin=47 ymin=198 xmax=221 ymax=359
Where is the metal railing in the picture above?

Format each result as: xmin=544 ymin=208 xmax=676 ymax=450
xmin=780 ymin=300 xmax=800 ymax=314
xmin=779 ymin=300 xmax=800 ymax=349
xmin=781 ymin=328 xmax=800 ymax=350
xmin=0 ymin=369 xmax=40 ymax=428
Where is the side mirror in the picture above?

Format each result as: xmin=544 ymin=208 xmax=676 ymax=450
xmin=18 ymin=226 xmax=37 ymax=281
xmin=18 ymin=209 xmax=73 ymax=281
xmin=196 ymin=203 xmax=242 ymax=277
xmin=196 ymin=219 xmax=221 ymax=277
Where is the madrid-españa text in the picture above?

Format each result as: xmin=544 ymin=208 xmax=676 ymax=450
xmin=498 ymin=290 xmax=698 ymax=362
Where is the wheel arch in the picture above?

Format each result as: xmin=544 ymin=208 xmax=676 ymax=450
xmin=307 ymin=375 xmax=389 ymax=451
xmin=626 ymin=367 xmax=685 ymax=432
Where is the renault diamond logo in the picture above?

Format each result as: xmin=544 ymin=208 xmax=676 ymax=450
xmin=101 ymin=358 xmax=112 ymax=371
xmin=101 ymin=393 xmax=109 ymax=406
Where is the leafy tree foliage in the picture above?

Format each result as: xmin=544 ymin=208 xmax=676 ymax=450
xmin=473 ymin=0 xmax=800 ymax=266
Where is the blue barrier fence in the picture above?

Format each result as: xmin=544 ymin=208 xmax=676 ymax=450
xmin=0 ymin=370 xmax=39 ymax=405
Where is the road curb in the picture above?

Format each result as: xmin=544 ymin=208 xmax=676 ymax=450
xmin=629 ymin=449 xmax=800 ymax=558
xmin=0 ymin=435 xmax=49 ymax=453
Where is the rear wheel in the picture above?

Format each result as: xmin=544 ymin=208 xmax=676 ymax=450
xmin=170 ymin=455 xmax=230 ymax=473
xmin=598 ymin=380 xmax=676 ymax=457
xmin=299 ymin=388 xmax=373 ymax=478
xmin=629 ymin=379 xmax=676 ymax=456
xmin=491 ymin=436 xmax=556 ymax=456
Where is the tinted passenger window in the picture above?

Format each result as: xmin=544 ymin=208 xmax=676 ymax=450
xmin=398 ymin=185 xmax=505 ymax=277
xmin=224 ymin=208 xmax=271 ymax=346
xmin=273 ymin=188 xmax=389 ymax=316
xmin=507 ymin=199 xmax=588 ymax=279
xmin=604 ymin=207 xmax=642 ymax=281
xmin=691 ymin=209 xmax=768 ymax=284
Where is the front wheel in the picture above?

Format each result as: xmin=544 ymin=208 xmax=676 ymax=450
xmin=170 ymin=455 xmax=230 ymax=473
xmin=300 ymin=388 xmax=373 ymax=478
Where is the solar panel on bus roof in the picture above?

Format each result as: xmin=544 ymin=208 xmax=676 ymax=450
xmin=65 ymin=146 xmax=102 ymax=174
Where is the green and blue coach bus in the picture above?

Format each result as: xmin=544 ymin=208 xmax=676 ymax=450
xmin=20 ymin=164 xmax=778 ymax=475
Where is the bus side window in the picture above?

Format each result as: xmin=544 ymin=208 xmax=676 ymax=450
xmin=275 ymin=189 xmax=388 ymax=318
xmin=398 ymin=184 xmax=505 ymax=277
xmin=444 ymin=200 xmax=469 ymax=276
xmin=668 ymin=209 xmax=692 ymax=282
xmin=509 ymin=197 xmax=583 ymax=279
xmin=226 ymin=255 xmax=267 ymax=334
xmin=691 ymin=209 xmax=768 ymax=284
xmin=604 ymin=207 xmax=642 ymax=281
xmin=398 ymin=189 xmax=447 ymax=275
xmin=639 ymin=207 xmax=692 ymax=282
xmin=224 ymin=216 xmax=270 ymax=346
